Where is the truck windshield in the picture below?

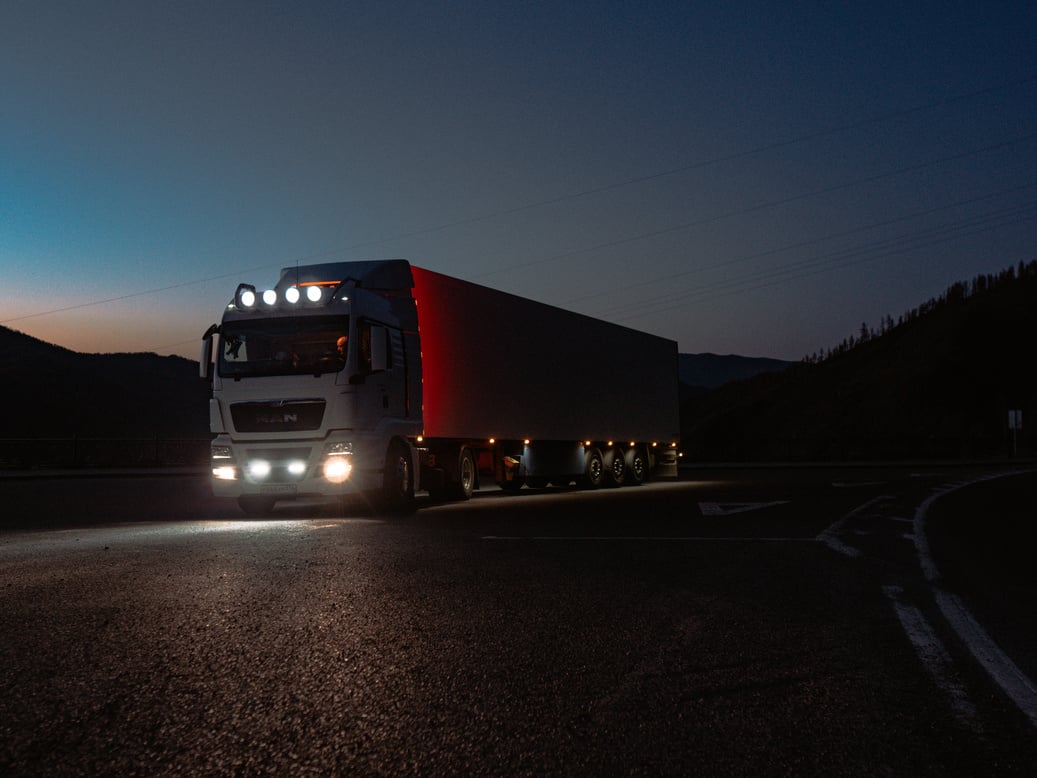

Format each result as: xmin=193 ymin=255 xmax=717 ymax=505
xmin=218 ymin=316 xmax=349 ymax=378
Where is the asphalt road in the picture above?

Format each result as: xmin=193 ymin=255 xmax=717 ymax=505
xmin=1 ymin=465 xmax=1035 ymax=775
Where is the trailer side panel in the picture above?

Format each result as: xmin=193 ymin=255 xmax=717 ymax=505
xmin=411 ymin=266 xmax=679 ymax=443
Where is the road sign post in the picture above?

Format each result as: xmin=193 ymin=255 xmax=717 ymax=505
xmin=1008 ymin=409 xmax=1023 ymax=456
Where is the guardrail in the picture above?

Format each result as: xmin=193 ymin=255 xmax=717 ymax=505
xmin=0 ymin=438 xmax=211 ymax=469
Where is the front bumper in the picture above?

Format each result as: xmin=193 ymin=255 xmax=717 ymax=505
xmin=209 ymin=436 xmax=383 ymax=499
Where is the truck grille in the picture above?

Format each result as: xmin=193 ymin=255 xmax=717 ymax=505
xmin=230 ymin=399 xmax=326 ymax=432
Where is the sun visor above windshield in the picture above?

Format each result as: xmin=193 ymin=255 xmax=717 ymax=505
xmin=276 ymin=259 xmax=414 ymax=295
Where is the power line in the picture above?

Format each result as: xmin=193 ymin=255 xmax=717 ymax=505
xmin=474 ymin=131 xmax=1037 ymax=281
xmin=372 ymin=74 xmax=1037 ymax=244
xmin=0 ymin=266 xmax=271 ymax=325
xmin=6 ymin=75 xmax=1035 ymax=326
xmin=595 ymin=201 xmax=1037 ymax=324
xmin=132 ymin=193 xmax=1037 ymax=359
xmin=560 ymin=179 xmax=1037 ymax=308
xmin=0 ymin=250 xmax=344 ymax=325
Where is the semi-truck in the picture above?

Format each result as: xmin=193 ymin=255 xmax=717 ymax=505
xmin=200 ymin=259 xmax=680 ymax=514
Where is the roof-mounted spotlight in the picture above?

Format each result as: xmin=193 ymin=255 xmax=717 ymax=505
xmin=306 ymin=285 xmax=323 ymax=303
xmin=262 ymin=289 xmax=277 ymax=306
xmin=235 ymin=283 xmax=257 ymax=309
xmin=285 ymin=286 xmax=301 ymax=304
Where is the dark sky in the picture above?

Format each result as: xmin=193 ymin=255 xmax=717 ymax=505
xmin=2 ymin=1 xmax=1036 ymax=359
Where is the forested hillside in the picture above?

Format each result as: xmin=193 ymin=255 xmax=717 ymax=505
xmin=682 ymin=260 xmax=1037 ymax=461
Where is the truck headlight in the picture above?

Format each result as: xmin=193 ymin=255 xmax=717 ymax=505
xmin=212 ymin=446 xmax=237 ymax=480
xmin=323 ymin=457 xmax=353 ymax=483
xmin=322 ymin=442 xmax=354 ymax=484
xmin=248 ymin=459 xmax=272 ymax=480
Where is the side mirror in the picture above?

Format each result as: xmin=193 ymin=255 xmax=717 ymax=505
xmin=199 ymin=324 xmax=218 ymax=379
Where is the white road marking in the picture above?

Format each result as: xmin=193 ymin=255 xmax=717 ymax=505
xmin=882 ymin=585 xmax=978 ymax=728
xmin=697 ymin=501 xmax=789 ymax=516
xmin=933 ymin=589 xmax=1037 ymax=727
xmin=481 ymin=535 xmax=816 ymax=542
xmin=913 ymin=472 xmax=1037 ymax=728
xmin=815 ymin=495 xmax=892 ymax=558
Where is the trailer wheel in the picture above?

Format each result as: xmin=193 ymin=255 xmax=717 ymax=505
xmin=625 ymin=446 xmax=647 ymax=485
xmin=603 ymin=446 xmax=626 ymax=487
xmin=237 ymin=496 xmax=277 ymax=516
xmin=382 ymin=440 xmax=415 ymax=512
xmin=578 ymin=447 xmax=604 ymax=489
xmin=452 ymin=447 xmax=477 ymax=500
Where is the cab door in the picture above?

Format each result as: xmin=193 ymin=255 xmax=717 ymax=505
xmin=353 ymin=320 xmax=409 ymax=425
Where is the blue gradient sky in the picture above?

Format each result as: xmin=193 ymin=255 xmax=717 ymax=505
xmin=2 ymin=1 xmax=1036 ymax=360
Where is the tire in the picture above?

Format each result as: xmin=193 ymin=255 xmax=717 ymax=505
xmin=625 ymin=446 xmax=648 ymax=485
xmin=602 ymin=446 xmax=626 ymax=487
xmin=382 ymin=440 xmax=415 ymax=513
xmin=237 ymin=495 xmax=277 ymax=516
xmin=578 ymin=447 xmax=604 ymax=489
xmin=452 ymin=447 xmax=477 ymax=500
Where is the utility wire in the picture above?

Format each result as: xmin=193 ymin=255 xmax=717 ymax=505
xmin=598 ymin=202 xmax=1037 ymax=323
xmin=143 ymin=199 xmax=1037 ymax=358
xmin=5 ymin=76 xmax=1035 ymax=326
xmin=641 ymin=209 xmax=1037 ymax=328
xmin=376 ymin=74 xmax=1037 ymax=244
xmin=561 ymin=179 xmax=1037 ymax=308
xmin=605 ymin=201 xmax=1037 ymax=317
xmin=474 ymin=131 xmax=1037 ymax=280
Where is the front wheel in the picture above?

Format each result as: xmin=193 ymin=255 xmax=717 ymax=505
xmin=382 ymin=441 xmax=415 ymax=513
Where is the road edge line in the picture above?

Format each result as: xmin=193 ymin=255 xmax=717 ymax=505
xmin=914 ymin=471 xmax=1037 ymax=728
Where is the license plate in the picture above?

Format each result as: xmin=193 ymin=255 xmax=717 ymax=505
xmin=260 ymin=484 xmax=298 ymax=495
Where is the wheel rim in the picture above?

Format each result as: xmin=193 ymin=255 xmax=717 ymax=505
xmin=387 ymin=447 xmax=410 ymax=501
xmin=631 ymin=452 xmax=646 ymax=481
xmin=588 ymin=453 xmax=603 ymax=482
xmin=610 ymin=452 xmax=625 ymax=481
xmin=460 ymin=452 xmax=475 ymax=495
xmin=396 ymin=455 xmax=410 ymax=496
